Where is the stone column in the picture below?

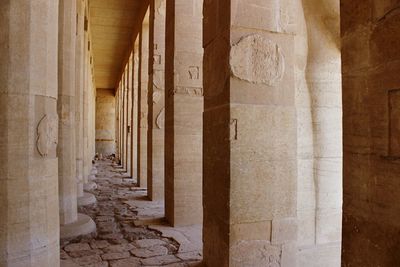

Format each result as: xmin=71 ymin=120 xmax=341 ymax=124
xmin=203 ymin=0 xmax=298 ymax=266
xmin=58 ymin=0 xmax=78 ymax=226
xmin=83 ymin=29 xmax=90 ymax=181
xmin=148 ymin=0 xmax=166 ymax=201
xmin=132 ymin=41 xmax=140 ymax=179
xmin=138 ymin=21 xmax=150 ymax=188
xmin=126 ymin=57 xmax=133 ymax=175
xmin=298 ymin=0 xmax=342 ymax=265
xmin=116 ymin=86 xmax=121 ymax=163
xmin=165 ymin=0 xmax=203 ymax=226
xmin=124 ymin=66 xmax=130 ymax=172
xmin=0 ymin=1 xmax=60 ymax=266
xmin=121 ymin=72 xmax=126 ymax=169
xmin=75 ymin=0 xmax=85 ymax=199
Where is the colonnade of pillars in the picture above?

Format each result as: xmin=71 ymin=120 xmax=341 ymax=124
xmin=1 ymin=0 xmax=98 ymax=266
xmin=0 ymin=0 xmax=343 ymax=266
xmin=115 ymin=0 xmax=342 ymax=266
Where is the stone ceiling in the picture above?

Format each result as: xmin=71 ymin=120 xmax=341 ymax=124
xmin=90 ymin=0 xmax=148 ymax=89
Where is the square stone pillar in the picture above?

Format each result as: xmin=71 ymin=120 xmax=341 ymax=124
xmin=203 ymin=1 xmax=298 ymax=266
xmin=132 ymin=41 xmax=140 ymax=179
xmin=121 ymin=74 xmax=126 ymax=168
xmin=115 ymin=88 xmax=120 ymax=161
xmin=147 ymin=0 xmax=166 ymax=201
xmin=138 ymin=20 xmax=150 ymax=188
xmin=126 ymin=57 xmax=133 ymax=176
xmin=165 ymin=0 xmax=203 ymax=226
xmin=0 ymin=1 xmax=60 ymax=266
xmin=75 ymin=0 xmax=85 ymax=198
xmin=58 ymin=0 xmax=78 ymax=225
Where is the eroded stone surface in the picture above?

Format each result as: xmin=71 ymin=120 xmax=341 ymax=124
xmin=60 ymin=160 xmax=202 ymax=266
xmin=230 ymin=34 xmax=285 ymax=86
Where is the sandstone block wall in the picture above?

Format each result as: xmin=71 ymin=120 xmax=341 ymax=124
xmin=95 ymin=88 xmax=116 ymax=156
xmin=342 ymin=0 xmax=400 ymax=266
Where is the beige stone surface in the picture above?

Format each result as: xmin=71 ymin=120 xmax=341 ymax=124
xmin=58 ymin=0 xmax=78 ymax=228
xmin=341 ymin=0 xmax=400 ymax=266
xmin=75 ymin=0 xmax=86 ymax=199
xmin=164 ymin=0 xmax=204 ymax=227
xmin=0 ymin=1 xmax=60 ymax=266
xmin=95 ymin=89 xmax=116 ymax=156
xmin=147 ymin=0 xmax=166 ymax=201
xmin=203 ymin=0 xmax=342 ymax=266
xmin=138 ymin=18 xmax=150 ymax=188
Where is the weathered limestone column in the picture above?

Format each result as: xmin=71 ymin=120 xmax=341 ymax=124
xmin=83 ymin=30 xmax=90 ymax=181
xmin=165 ymin=0 xmax=203 ymax=226
xmin=116 ymin=86 xmax=121 ymax=163
xmin=75 ymin=0 xmax=85 ymax=199
xmin=138 ymin=20 xmax=150 ymax=188
xmin=297 ymin=0 xmax=342 ymax=265
xmin=126 ymin=57 xmax=133 ymax=175
xmin=58 ymin=0 xmax=96 ymax=239
xmin=203 ymin=1 xmax=298 ymax=265
xmin=0 ymin=1 xmax=60 ymax=266
xmin=58 ymin=0 xmax=77 ymax=225
xmin=124 ymin=65 xmax=130 ymax=172
xmin=132 ymin=41 xmax=140 ymax=179
xmin=121 ymin=73 xmax=126 ymax=169
xmin=147 ymin=0 xmax=166 ymax=201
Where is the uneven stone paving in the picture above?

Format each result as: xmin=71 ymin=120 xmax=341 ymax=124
xmin=61 ymin=159 xmax=202 ymax=267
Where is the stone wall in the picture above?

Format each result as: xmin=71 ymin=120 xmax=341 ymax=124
xmin=95 ymin=88 xmax=116 ymax=156
xmin=342 ymin=1 xmax=400 ymax=266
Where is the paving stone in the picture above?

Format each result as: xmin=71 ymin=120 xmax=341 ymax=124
xmin=84 ymin=262 xmax=109 ymax=267
xmin=90 ymin=240 xmax=110 ymax=249
xmin=176 ymin=251 xmax=202 ymax=261
xmin=133 ymin=239 xmax=167 ymax=248
xmin=65 ymin=243 xmax=91 ymax=252
xmin=102 ymin=243 xmax=135 ymax=253
xmin=72 ymin=255 xmax=103 ymax=265
xmin=60 ymin=259 xmax=79 ymax=267
xmin=109 ymin=257 xmax=142 ymax=267
xmin=69 ymin=249 xmax=103 ymax=258
xmin=101 ymin=252 xmax=131 ymax=261
xmin=61 ymin=160 xmax=203 ymax=265
xmin=140 ymin=255 xmax=181 ymax=266
xmin=130 ymin=245 xmax=169 ymax=258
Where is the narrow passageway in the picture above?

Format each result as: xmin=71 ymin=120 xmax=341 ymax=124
xmin=60 ymin=159 xmax=202 ymax=267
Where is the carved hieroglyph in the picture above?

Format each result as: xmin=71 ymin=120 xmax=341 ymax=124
xmin=156 ymin=108 xmax=165 ymax=129
xmin=36 ymin=114 xmax=58 ymax=157
xmin=169 ymin=86 xmax=203 ymax=97
xmin=153 ymin=70 xmax=164 ymax=90
xmin=153 ymin=90 xmax=162 ymax=104
xmin=230 ymin=34 xmax=285 ymax=86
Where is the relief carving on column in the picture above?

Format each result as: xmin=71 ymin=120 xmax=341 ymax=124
xmin=156 ymin=108 xmax=165 ymax=129
xmin=153 ymin=90 xmax=163 ymax=104
xmin=153 ymin=70 xmax=164 ymax=90
xmin=230 ymin=119 xmax=238 ymax=141
xmin=140 ymin=112 xmax=148 ymax=129
xmin=154 ymin=54 xmax=162 ymax=65
xmin=36 ymin=114 xmax=58 ymax=157
xmin=230 ymin=34 xmax=285 ymax=86
xmin=188 ymin=66 xmax=200 ymax=80
xmin=169 ymin=86 xmax=203 ymax=97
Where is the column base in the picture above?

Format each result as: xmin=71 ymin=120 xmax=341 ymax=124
xmin=60 ymin=213 xmax=96 ymax=239
xmin=78 ymin=192 xmax=97 ymax=206
xmin=84 ymin=181 xmax=97 ymax=191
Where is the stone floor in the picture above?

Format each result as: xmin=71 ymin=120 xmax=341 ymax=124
xmin=61 ymin=159 xmax=203 ymax=267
